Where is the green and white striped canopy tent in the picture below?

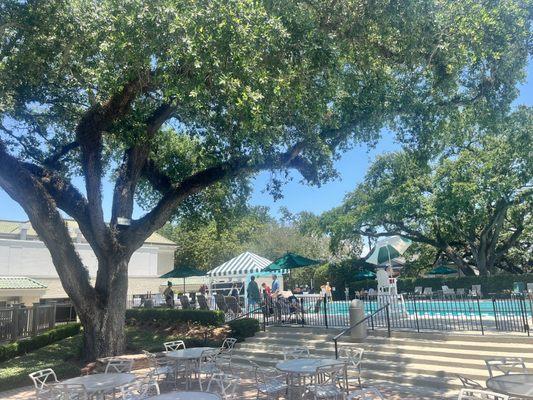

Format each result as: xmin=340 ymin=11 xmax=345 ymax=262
xmin=206 ymin=251 xmax=273 ymax=278
xmin=366 ymin=236 xmax=412 ymax=267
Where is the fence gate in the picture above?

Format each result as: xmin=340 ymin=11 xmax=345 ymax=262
xmin=492 ymin=294 xmax=531 ymax=335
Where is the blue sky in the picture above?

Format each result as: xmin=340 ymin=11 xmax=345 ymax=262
xmin=1 ymin=63 xmax=531 ymax=222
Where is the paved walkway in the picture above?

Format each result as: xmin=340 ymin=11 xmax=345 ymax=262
xmin=1 ymin=361 xmax=455 ymax=399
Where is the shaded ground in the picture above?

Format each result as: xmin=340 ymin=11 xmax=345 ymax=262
xmin=0 ymin=323 xmax=227 ymax=392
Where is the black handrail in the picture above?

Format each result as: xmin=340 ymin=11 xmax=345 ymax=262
xmin=332 ymin=303 xmax=390 ymax=359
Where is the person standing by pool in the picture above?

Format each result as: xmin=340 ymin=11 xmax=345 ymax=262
xmin=247 ymin=275 xmax=261 ymax=311
xmin=163 ymin=281 xmax=175 ymax=308
xmin=271 ymin=274 xmax=280 ymax=296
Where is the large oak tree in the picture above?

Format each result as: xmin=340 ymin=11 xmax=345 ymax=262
xmin=0 ymin=0 xmax=530 ymax=359
xmin=323 ymin=108 xmax=532 ymax=276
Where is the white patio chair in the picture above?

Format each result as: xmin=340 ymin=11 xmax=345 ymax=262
xmin=164 ymin=340 xmax=186 ymax=351
xmin=104 ymin=358 xmax=134 ymax=373
xmin=284 ymin=346 xmax=310 ymax=360
xmin=457 ymin=375 xmax=484 ymax=389
xmin=248 ymin=360 xmax=288 ymax=399
xmin=346 ymin=387 xmax=385 ymax=399
xmin=307 ymin=362 xmax=347 ymax=399
xmin=458 ymin=388 xmax=509 ymax=400
xmin=142 ymin=350 xmax=177 ymax=386
xmin=217 ymin=337 xmax=238 ymax=372
xmin=423 ymin=287 xmax=433 ymax=296
xmin=49 ymin=383 xmax=88 ymax=400
xmin=338 ymin=347 xmax=364 ymax=388
xmin=206 ymin=372 xmax=240 ymax=400
xmin=192 ymin=348 xmax=221 ymax=390
xmin=414 ymin=286 xmax=423 ymax=295
xmin=28 ymin=368 xmax=59 ymax=400
xmin=527 ymin=283 xmax=533 ymax=294
xmin=485 ymin=358 xmax=527 ymax=378
xmin=119 ymin=374 xmax=160 ymax=400
xmin=456 ymin=288 xmax=466 ymax=296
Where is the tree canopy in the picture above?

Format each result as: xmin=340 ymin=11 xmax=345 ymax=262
xmin=323 ymin=107 xmax=533 ymax=275
xmin=0 ymin=0 xmax=530 ymax=359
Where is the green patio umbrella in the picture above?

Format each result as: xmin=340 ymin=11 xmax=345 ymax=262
xmin=263 ymin=252 xmax=321 ymax=289
xmin=159 ymin=265 xmax=206 ymax=292
xmin=263 ymin=252 xmax=321 ymax=272
xmin=354 ymin=269 xmax=376 ymax=280
xmin=427 ymin=265 xmax=457 ymax=275
xmin=366 ymin=236 xmax=412 ymax=267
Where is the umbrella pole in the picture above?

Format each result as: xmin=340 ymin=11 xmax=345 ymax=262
xmin=387 ymin=246 xmax=392 ymax=278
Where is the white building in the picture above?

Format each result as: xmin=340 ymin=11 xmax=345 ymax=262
xmin=0 ymin=219 xmax=176 ymax=305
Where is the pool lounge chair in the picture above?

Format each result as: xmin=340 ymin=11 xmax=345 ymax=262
xmin=527 ymin=283 xmax=533 ymax=294
xmin=414 ymin=286 xmax=423 ymax=295
xmin=179 ymin=295 xmax=192 ymax=310
xmin=456 ymin=288 xmax=466 ymax=296
xmin=197 ymin=294 xmax=210 ymax=310
xmin=442 ymin=285 xmax=455 ymax=295
xmin=215 ymin=294 xmax=230 ymax=314
xmin=470 ymin=285 xmax=482 ymax=296
xmin=423 ymin=287 xmax=433 ymax=296
xmin=225 ymin=296 xmax=242 ymax=316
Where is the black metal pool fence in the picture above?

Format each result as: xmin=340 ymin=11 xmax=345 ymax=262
xmin=248 ymin=293 xmax=532 ymax=335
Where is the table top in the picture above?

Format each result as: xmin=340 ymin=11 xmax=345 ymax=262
xmin=61 ymin=373 xmax=135 ymax=392
xmin=276 ymin=358 xmax=343 ymax=375
xmin=486 ymin=374 xmax=533 ymax=399
xmin=165 ymin=347 xmax=216 ymax=360
xmin=149 ymin=391 xmax=221 ymax=400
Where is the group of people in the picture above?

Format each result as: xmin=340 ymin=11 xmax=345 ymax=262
xmin=246 ymin=274 xmax=280 ymax=309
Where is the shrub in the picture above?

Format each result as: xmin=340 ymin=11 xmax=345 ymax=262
xmin=347 ymin=273 xmax=533 ymax=297
xmin=0 ymin=323 xmax=81 ymax=363
xmin=227 ymin=318 xmax=260 ymax=341
xmin=125 ymin=308 xmax=225 ymax=327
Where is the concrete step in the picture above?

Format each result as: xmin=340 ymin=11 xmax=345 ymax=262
xmin=236 ymin=342 xmax=533 ymax=365
xmin=231 ymin=354 xmax=471 ymax=391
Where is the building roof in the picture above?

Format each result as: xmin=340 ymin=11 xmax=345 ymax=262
xmin=206 ymin=251 xmax=273 ymax=278
xmin=0 ymin=219 xmax=175 ymax=246
xmin=0 ymin=276 xmax=47 ymax=290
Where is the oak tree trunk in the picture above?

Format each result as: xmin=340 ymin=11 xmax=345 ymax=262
xmin=78 ymin=257 xmax=129 ymax=361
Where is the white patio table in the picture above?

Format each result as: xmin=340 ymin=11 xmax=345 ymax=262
xmin=148 ymin=391 xmax=221 ymax=400
xmin=276 ymin=358 xmax=345 ymax=399
xmin=486 ymin=374 xmax=533 ymax=399
xmin=165 ymin=347 xmax=217 ymax=388
xmin=58 ymin=372 xmax=135 ymax=399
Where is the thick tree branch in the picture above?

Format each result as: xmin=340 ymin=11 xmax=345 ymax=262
xmin=111 ymin=103 xmax=176 ymax=225
xmin=42 ymin=141 xmax=79 ymax=169
xmin=76 ymin=73 xmax=151 ymax=251
xmin=0 ymin=140 xmax=96 ymax=313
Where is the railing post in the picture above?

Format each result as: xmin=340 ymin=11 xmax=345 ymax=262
xmin=492 ymin=297 xmax=498 ymax=332
xmin=300 ymin=298 xmax=305 ymax=327
xmin=49 ymin=302 xmax=57 ymax=329
xmin=11 ymin=304 xmax=20 ymax=341
xmin=518 ymin=295 xmax=529 ymax=336
xmin=412 ymin=295 xmax=420 ymax=333
xmin=334 ymin=339 xmax=339 ymax=359
xmin=385 ymin=304 xmax=391 ymax=338
xmin=262 ymin=307 xmax=266 ymax=332
xmin=323 ymin=296 xmax=328 ymax=329
xmin=476 ymin=296 xmax=484 ymax=335
xmin=32 ymin=303 xmax=40 ymax=335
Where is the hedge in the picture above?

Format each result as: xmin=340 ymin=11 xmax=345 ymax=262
xmin=346 ymin=273 xmax=533 ymax=297
xmin=0 ymin=323 xmax=81 ymax=363
xmin=125 ymin=308 xmax=225 ymax=327
xmin=227 ymin=318 xmax=260 ymax=342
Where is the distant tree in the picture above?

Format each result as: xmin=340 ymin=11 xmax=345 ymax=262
xmin=323 ymin=108 xmax=533 ymax=276
xmin=0 ymin=0 xmax=530 ymax=359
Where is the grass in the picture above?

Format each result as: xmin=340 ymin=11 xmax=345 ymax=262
xmin=0 ymin=335 xmax=83 ymax=392
xmin=0 ymin=326 xmax=215 ymax=392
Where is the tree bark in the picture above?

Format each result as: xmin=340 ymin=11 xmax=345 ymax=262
xmin=79 ymin=256 xmax=129 ymax=361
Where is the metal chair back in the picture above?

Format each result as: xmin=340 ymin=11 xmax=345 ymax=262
xmin=458 ymin=389 xmax=509 ymax=400
xmin=164 ymin=340 xmax=186 ymax=351
xmin=104 ymin=358 xmax=134 ymax=373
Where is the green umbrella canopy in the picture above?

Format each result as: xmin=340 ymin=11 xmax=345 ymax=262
xmin=159 ymin=265 xmax=206 ymax=279
xmin=366 ymin=236 xmax=412 ymax=265
xmin=355 ymin=269 xmax=376 ymax=280
xmin=427 ymin=265 xmax=457 ymax=275
xmin=263 ymin=252 xmax=321 ymax=272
